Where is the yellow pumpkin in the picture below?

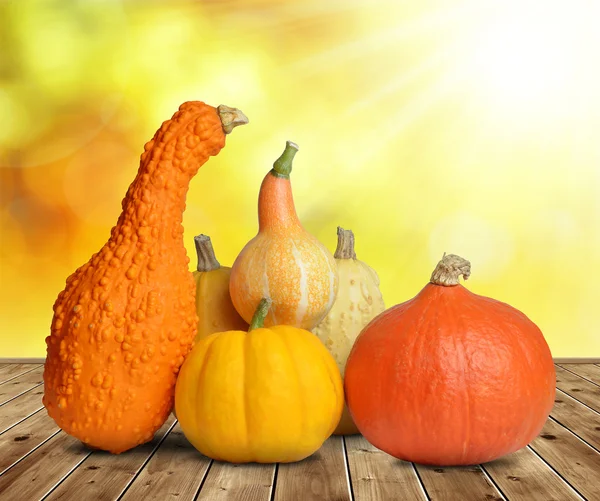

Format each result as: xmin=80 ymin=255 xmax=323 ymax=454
xmin=193 ymin=234 xmax=248 ymax=341
xmin=174 ymin=298 xmax=344 ymax=463
xmin=229 ymin=141 xmax=338 ymax=330
xmin=313 ymin=227 xmax=385 ymax=435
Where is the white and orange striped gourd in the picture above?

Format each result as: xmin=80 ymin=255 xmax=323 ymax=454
xmin=229 ymin=141 xmax=338 ymax=330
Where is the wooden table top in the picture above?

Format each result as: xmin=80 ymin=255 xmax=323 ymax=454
xmin=0 ymin=362 xmax=598 ymax=500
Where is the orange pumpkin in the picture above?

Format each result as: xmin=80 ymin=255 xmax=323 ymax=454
xmin=345 ymin=254 xmax=556 ymax=466
xmin=43 ymin=102 xmax=248 ymax=454
xmin=229 ymin=141 xmax=338 ymax=330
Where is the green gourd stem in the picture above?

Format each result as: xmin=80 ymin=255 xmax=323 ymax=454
xmin=249 ymin=298 xmax=273 ymax=331
xmin=194 ymin=234 xmax=220 ymax=272
xmin=334 ymin=227 xmax=357 ymax=260
xmin=430 ymin=253 xmax=471 ymax=286
xmin=271 ymin=141 xmax=299 ymax=179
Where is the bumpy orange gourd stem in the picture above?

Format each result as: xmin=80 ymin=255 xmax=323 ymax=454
xmin=43 ymin=102 xmax=247 ymax=454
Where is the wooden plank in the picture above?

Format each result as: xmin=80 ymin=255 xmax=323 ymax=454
xmin=551 ymin=389 xmax=600 ymax=450
xmin=0 ymin=432 xmax=90 ymax=499
xmin=0 ymin=384 xmax=44 ymax=434
xmin=529 ymin=418 xmax=600 ymax=501
xmin=0 ymin=410 xmax=60 ymax=475
xmin=120 ymin=423 xmax=211 ymax=501
xmin=274 ymin=436 xmax=351 ymax=501
xmin=196 ymin=462 xmax=274 ymax=501
xmin=0 ymin=359 xmax=45 ymax=364
xmin=345 ymin=435 xmax=426 ymax=500
xmin=553 ymin=358 xmax=600 ymax=364
xmin=45 ymin=416 xmax=176 ymax=501
xmin=560 ymin=364 xmax=600 ymax=386
xmin=415 ymin=464 xmax=503 ymax=501
xmin=483 ymin=446 xmax=580 ymax=500
xmin=0 ymin=367 xmax=44 ymax=405
xmin=555 ymin=365 xmax=600 ymax=413
xmin=0 ymin=364 xmax=40 ymax=385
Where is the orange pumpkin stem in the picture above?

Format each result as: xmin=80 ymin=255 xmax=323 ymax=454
xmin=258 ymin=141 xmax=302 ymax=231
xmin=194 ymin=234 xmax=220 ymax=272
xmin=430 ymin=253 xmax=471 ymax=286
xmin=334 ymin=227 xmax=357 ymax=260
xmin=249 ymin=297 xmax=273 ymax=331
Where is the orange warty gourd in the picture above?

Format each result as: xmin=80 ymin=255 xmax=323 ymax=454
xmin=192 ymin=234 xmax=248 ymax=341
xmin=345 ymin=254 xmax=556 ymax=466
xmin=43 ymin=102 xmax=248 ymax=454
xmin=229 ymin=141 xmax=338 ymax=330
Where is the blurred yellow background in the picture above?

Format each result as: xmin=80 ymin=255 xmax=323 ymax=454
xmin=1 ymin=0 xmax=598 ymax=358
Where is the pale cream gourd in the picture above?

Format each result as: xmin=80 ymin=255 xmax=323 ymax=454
xmin=313 ymin=227 xmax=385 ymax=435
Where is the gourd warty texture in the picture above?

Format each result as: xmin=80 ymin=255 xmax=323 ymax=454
xmin=43 ymin=102 xmax=248 ymax=454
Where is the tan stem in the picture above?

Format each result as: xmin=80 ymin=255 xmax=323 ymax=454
xmin=334 ymin=227 xmax=356 ymax=260
xmin=430 ymin=253 xmax=471 ymax=286
xmin=217 ymin=105 xmax=249 ymax=134
xmin=194 ymin=234 xmax=220 ymax=272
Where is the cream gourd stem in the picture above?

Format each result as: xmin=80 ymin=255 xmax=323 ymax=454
xmin=194 ymin=234 xmax=220 ymax=272
xmin=249 ymin=298 xmax=273 ymax=331
xmin=334 ymin=227 xmax=357 ymax=260
xmin=430 ymin=253 xmax=471 ymax=286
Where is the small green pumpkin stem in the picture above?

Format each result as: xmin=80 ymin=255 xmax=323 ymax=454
xmin=271 ymin=141 xmax=299 ymax=179
xmin=430 ymin=253 xmax=471 ymax=286
xmin=334 ymin=227 xmax=357 ymax=260
xmin=249 ymin=298 xmax=273 ymax=331
xmin=194 ymin=234 xmax=221 ymax=272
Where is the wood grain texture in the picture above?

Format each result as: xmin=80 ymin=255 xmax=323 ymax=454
xmin=0 ymin=384 xmax=44 ymax=434
xmin=415 ymin=464 xmax=504 ymax=501
xmin=529 ymin=419 xmax=600 ymax=501
xmin=555 ymin=365 xmax=600 ymax=413
xmin=0 ymin=367 xmax=43 ymax=405
xmin=120 ymin=423 xmax=210 ymax=501
xmin=0 ymin=364 xmax=40 ymax=384
xmin=45 ymin=416 xmax=176 ymax=501
xmin=560 ymin=364 xmax=600 ymax=386
xmin=551 ymin=389 xmax=600 ymax=450
xmin=275 ymin=437 xmax=351 ymax=501
xmin=0 ymin=432 xmax=90 ymax=499
xmin=345 ymin=435 xmax=426 ymax=501
xmin=196 ymin=462 xmax=274 ymax=501
xmin=483 ymin=446 xmax=580 ymax=500
xmin=0 ymin=410 xmax=60 ymax=475
xmin=553 ymin=359 xmax=600 ymax=364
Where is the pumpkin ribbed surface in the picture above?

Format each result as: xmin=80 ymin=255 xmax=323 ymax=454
xmin=345 ymin=277 xmax=556 ymax=465
xmin=175 ymin=324 xmax=344 ymax=463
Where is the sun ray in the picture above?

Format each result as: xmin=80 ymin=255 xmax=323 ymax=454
xmin=286 ymin=0 xmax=477 ymax=75
xmin=342 ymin=41 xmax=463 ymax=118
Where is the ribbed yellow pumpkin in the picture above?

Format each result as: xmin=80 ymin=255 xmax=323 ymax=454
xmin=313 ymin=228 xmax=385 ymax=435
xmin=174 ymin=298 xmax=344 ymax=463
xmin=192 ymin=234 xmax=248 ymax=341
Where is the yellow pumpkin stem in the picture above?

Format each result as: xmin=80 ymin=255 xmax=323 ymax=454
xmin=430 ymin=253 xmax=471 ymax=286
xmin=194 ymin=234 xmax=220 ymax=272
xmin=334 ymin=227 xmax=357 ymax=260
xmin=249 ymin=298 xmax=273 ymax=331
